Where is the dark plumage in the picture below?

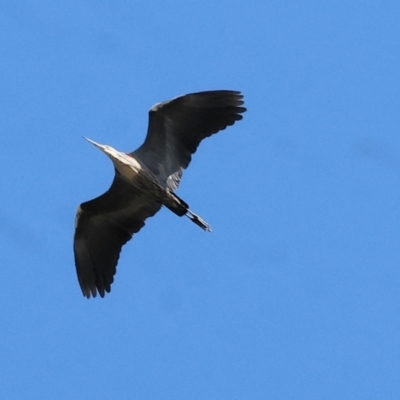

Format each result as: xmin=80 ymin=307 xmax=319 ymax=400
xmin=74 ymin=90 xmax=246 ymax=298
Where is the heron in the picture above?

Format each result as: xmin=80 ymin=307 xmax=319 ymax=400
xmin=74 ymin=90 xmax=246 ymax=298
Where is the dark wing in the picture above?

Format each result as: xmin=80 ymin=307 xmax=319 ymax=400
xmin=73 ymin=173 xmax=162 ymax=298
xmin=132 ymin=90 xmax=246 ymax=189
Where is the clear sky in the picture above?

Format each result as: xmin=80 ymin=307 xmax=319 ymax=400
xmin=1 ymin=1 xmax=400 ymax=399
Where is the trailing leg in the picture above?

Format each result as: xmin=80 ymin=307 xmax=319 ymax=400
xmin=163 ymin=190 xmax=212 ymax=232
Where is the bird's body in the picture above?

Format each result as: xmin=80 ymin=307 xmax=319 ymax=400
xmin=74 ymin=90 xmax=246 ymax=298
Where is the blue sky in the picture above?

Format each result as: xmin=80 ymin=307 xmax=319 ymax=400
xmin=1 ymin=1 xmax=400 ymax=399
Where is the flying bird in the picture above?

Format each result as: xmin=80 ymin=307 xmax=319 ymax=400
xmin=74 ymin=90 xmax=246 ymax=298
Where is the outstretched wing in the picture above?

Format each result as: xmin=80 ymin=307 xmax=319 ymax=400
xmin=73 ymin=172 xmax=162 ymax=298
xmin=132 ymin=90 xmax=246 ymax=189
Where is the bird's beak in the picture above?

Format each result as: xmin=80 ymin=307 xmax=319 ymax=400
xmin=84 ymin=137 xmax=106 ymax=152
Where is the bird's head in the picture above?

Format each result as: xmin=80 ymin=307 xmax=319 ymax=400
xmin=84 ymin=137 xmax=117 ymax=158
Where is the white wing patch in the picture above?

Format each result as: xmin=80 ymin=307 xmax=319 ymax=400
xmin=150 ymin=95 xmax=180 ymax=112
xmin=166 ymin=169 xmax=183 ymax=190
xmin=75 ymin=206 xmax=83 ymax=228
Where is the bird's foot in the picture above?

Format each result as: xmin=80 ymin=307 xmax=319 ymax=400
xmin=186 ymin=210 xmax=212 ymax=232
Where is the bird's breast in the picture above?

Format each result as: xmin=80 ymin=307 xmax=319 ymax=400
xmin=112 ymin=153 xmax=142 ymax=180
xmin=113 ymin=153 xmax=164 ymax=196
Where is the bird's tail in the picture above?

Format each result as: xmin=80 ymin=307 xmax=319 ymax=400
xmin=164 ymin=190 xmax=212 ymax=232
